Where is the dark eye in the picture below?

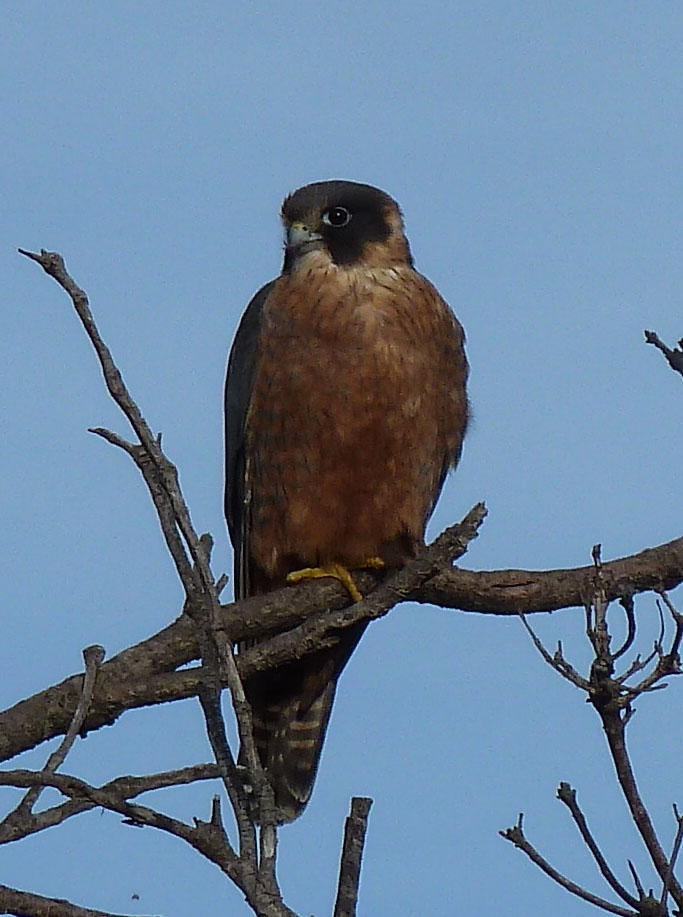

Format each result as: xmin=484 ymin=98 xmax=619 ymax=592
xmin=323 ymin=206 xmax=352 ymax=227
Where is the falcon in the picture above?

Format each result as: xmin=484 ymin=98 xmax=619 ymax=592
xmin=224 ymin=180 xmax=469 ymax=822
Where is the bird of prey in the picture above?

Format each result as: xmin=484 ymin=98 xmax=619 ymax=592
xmin=224 ymin=180 xmax=469 ymax=822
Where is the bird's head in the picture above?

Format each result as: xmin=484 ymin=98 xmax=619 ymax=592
xmin=280 ymin=180 xmax=413 ymax=272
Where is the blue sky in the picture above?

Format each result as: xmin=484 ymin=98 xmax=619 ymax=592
xmin=3 ymin=3 xmax=683 ymax=915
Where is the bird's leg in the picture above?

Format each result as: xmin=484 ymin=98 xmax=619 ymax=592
xmin=287 ymin=563 xmax=363 ymax=602
xmin=286 ymin=557 xmax=384 ymax=603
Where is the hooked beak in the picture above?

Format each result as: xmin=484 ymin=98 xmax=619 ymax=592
xmin=286 ymin=220 xmax=323 ymax=250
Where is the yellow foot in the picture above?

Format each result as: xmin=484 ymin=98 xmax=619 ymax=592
xmin=287 ymin=563 xmax=364 ymax=602
xmin=360 ymin=556 xmax=384 ymax=571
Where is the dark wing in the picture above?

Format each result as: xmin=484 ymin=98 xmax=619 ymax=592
xmin=224 ymin=280 xmax=275 ymax=599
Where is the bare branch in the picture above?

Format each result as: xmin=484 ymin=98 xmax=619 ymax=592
xmin=518 ymin=614 xmax=589 ymax=690
xmin=583 ymin=596 xmax=683 ymax=907
xmin=621 ymin=595 xmax=682 ymax=698
xmin=0 ymin=769 xmax=240 ymax=882
xmin=500 ymin=814 xmax=635 ymax=916
xmin=4 ymin=644 xmax=104 ymax=828
xmin=88 ymin=427 xmax=199 ymax=592
xmin=600 ymin=708 xmax=683 ymax=905
xmin=657 ymin=592 xmax=683 ymax=660
xmin=613 ymin=593 xmax=637 ymax=662
xmin=18 ymin=248 xmax=208 ymax=597
xmin=661 ymin=805 xmax=683 ymax=911
xmin=421 ymin=534 xmax=683 ymax=614
xmin=627 ymin=861 xmax=645 ymax=899
xmin=557 ymin=782 xmax=639 ymax=908
xmin=0 ymin=764 xmax=221 ymax=845
xmin=0 ymin=882 xmax=148 ymax=917
xmin=517 ymin=566 xmax=683 ymax=912
xmin=333 ymin=797 xmax=373 ymax=917
xmin=644 ymin=329 xmax=683 ymax=379
xmin=3 ymin=522 xmax=683 ymax=770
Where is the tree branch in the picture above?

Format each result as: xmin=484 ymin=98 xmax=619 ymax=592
xmin=0 ymin=769 xmax=241 ymax=881
xmin=2 ymin=529 xmax=681 ymax=767
xmin=556 ymin=782 xmax=639 ymax=908
xmin=0 ymin=883 xmax=148 ymax=917
xmin=5 ymin=644 xmax=104 ymax=830
xmin=421 ymin=534 xmax=683 ymax=613
xmin=644 ymin=330 xmax=683 ymax=379
xmin=333 ymin=797 xmax=373 ymax=917
xmin=0 ymin=764 xmax=221 ymax=845
xmin=581 ymin=586 xmax=683 ymax=906
xmin=500 ymin=815 xmax=636 ymax=916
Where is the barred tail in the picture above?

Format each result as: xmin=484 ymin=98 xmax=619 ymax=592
xmin=243 ymin=624 xmax=365 ymax=823
xmin=254 ymin=677 xmax=337 ymax=822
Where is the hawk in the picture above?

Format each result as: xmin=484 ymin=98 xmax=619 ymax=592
xmin=224 ymin=180 xmax=469 ymax=822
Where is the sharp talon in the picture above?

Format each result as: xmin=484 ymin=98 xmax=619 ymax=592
xmin=287 ymin=563 xmax=363 ymax=602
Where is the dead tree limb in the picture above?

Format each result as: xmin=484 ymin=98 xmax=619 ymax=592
xmin=333 ymin=797 xmax=373 ymax=917
xmin=0 ymin=883 xmax=149 ymax=917
xmin=503 ymin=565 xmax=683 ymax=914
xmin=644 ymin=330 xmax=683 ymax=379
xmin=2 ymin=529 xmax=682 ymax=768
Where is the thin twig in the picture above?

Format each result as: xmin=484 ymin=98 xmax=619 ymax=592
xmin=18 ymin=249 xmax=209 ymax=595
xmin=3 ymin=644 xmax=104 ymax=826
xmin=518 ymin=614 xmax=590 ymax=689
xmin=500 ymin=814 xmax=635 ymax=916
xmin=661 ymin=804 xmax=683 ymax=910
xmin=627 ymin=861 xmax=645 ymax=899
xmin=617 ymin=648 xmax=658 ymax=686
xmin=94 ymin=429 xmax=259 ymax=858
xmin=89 ymin=428 xmax=197 ymax=593
xmin=0 ymin=769 xmax=241 ymax=881
xmin=557 ymin=782 xmax=639 ymax=908
xmin=622 ymin=596 xmax=682 ymax=697
xmin=0 ymin=764 xmax=221 ymax=845
xmin=657 ymin=592 xmax=683 ymax=660
xmin=613 ymin=593 xmax=637 ymax=662
xmin=94 ymin=426 xmax=263 ymax=859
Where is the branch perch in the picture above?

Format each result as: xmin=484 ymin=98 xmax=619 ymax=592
xmin=2 ymin=529 xmax=682 ymax=767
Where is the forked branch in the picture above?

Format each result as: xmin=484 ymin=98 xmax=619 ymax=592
xmin=506 ymin=579 xmax=683 ymax=914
